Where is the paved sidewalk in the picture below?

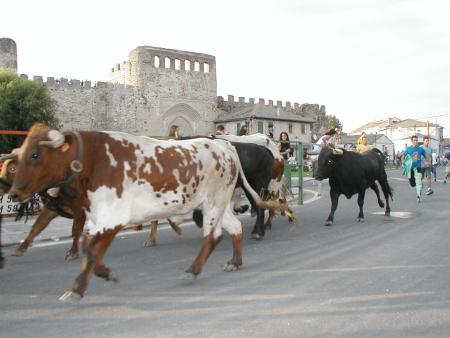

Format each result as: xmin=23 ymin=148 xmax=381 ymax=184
xmin=1 ymin=180 xmax=316 ymax=248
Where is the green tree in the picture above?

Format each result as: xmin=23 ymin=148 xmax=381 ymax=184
xmin=327 ymin=114 xmax=343 ymax=131
xmin=0 ymin=70 xmax=59 ymax=153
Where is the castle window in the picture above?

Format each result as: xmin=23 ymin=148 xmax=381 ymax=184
xmin=288 ymin=123 xmax=293 ymax=133
xmin=175 ymin=59 xmax=181 ymax=70
xmin=154 ymin=56 xmax=160 ymax=68
xmin=194 ymin=61 xmax=200 ymax=72
xmin=204 ymin=63 xmax=210 ymax=73
xmin=301 ymin=123 xmax=305 ymax=134
xmin=185 ymin=60 xmax=191 ymax=71
xmin=165 ymin=57 xmax=171 ymax=69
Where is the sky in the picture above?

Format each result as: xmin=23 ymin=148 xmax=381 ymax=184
xmin=2 ymin=0 xmax=450 ymax=135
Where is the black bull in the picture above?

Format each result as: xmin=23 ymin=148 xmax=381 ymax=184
xmin=194 ymin=142 xmax=275 ymax=238
xmin=315 ymin=147 xmax=393 ymax=226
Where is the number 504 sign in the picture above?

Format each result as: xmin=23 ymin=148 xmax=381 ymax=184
xmin=0 ymin=194 xmax=21 ymax=215
xmin=0 ymin=194 xmax=41 ymax=216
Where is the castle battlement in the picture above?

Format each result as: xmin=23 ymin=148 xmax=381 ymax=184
xmin=218 ymin=95 xmax=302 ymax=111
xmin=18 ymin=74 xmax=130 ymax=90
xmin=110 ymin=46 xmax=216 ymax=79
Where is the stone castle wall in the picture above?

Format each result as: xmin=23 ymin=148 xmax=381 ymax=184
xmin=4 ymin=39 xmax=328 ymax=138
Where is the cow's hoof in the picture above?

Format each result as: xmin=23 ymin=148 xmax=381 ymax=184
xmin=251 ymin=233 xmax=264 ymax=240
xmin=385 ymin=211 xmax=391 ymax=216
xmin=223 ymin=263 xmax=239 ymax=272
xmin=58 ymin=290 xmax=83 ymax=302
xmin=143 ymin=240 xmax=156 ymax=247
xmin=107 ymin=273 xmax=119 ymax=283
xmin=324 ymin=220 xmax=333 ymax=226
xmin=11 ymin=248 xmax=25 ymax=257
xmin=183 ymin=272 xmax=197 ymax=280
xmin=65 ymin=251 xmax=79 ymax=261
xmin=357 ymin=217 xmax=364 ymax=222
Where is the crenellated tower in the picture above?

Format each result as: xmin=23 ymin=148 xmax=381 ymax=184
xmin=0 ymin=38 xmax=18 ymax=73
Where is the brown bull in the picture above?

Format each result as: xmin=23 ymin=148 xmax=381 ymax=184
xmin=10 ymin=124 xmax=286 ymax=301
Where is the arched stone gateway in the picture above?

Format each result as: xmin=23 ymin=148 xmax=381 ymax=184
xmin=163 ymin=103 xmax=201 ymax=137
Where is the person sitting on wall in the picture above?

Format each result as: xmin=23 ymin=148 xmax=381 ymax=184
xmin=356 ymin=135 xmax=373 ymax=153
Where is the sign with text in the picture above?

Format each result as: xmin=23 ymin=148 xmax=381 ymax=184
xmin=0 ymin=193 xmax=41 ymax=216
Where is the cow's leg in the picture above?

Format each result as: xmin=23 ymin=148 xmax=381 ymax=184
xmin=369 ymin=182 xmax=384 ymax=208
xmin=168 ymin=219 xmax=182 ymax=235
xmin=220 ymin=207 xmax=243 ymax=271
xmin=378 ymin=178 xmax=392 ymax=216
xmin=325 ymin=190 xmax=339 ymax=226
xmin=59 ymin=226 xmax=122 ymax=301
xmin=251 ymin=208 xmax=266 ymax=240
xmin=144 ymin=221 xmax=159 ymax=247
xmin=265 ymin=209 xmax=274 ymax=230
xmin=185 ymin=228 xmax=222 ymax=279
xmin=356 ymin=190 xmax=366 ymax=222
xmin=12 ymin=207 xmax=58 ymax=256
xmin=65 ymin=210 xmax=86 ymax=260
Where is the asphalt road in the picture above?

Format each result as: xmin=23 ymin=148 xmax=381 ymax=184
xmin=1 ymin=168 xmax=450 ymax=338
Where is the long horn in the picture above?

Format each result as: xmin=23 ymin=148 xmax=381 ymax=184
xmin=38 ymin=130 xmax=65 ymax=148
xmin=0 ymin=153 xmax=18 ymax=162
xmin=332 ymin=148 xmax=344 ymax=155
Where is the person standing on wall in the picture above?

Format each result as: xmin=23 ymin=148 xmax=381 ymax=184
xmin=215 ymin=124 xmax=225 ymax=135
xmin=278 ymin=132 xmax=292 ymax=160
xmin=168 ymin=125 xmax=180 ymax=139
xmin=420 ymin=136 xmax=434 ymax=195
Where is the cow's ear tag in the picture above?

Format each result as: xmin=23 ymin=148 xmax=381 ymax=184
xmin=61 ymin=143 xmax=70 ymax=152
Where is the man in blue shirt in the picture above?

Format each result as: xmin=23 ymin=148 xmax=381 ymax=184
xmin=420 ymin=136 xmax=433 ymax=195
xmin=404 ymin=135 xmax=428 ymax=203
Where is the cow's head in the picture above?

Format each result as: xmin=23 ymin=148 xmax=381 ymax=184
xmin=314 ymin=144 xmax=344 ymax=181
xmin=9 ymin=124 xmax=74 ymax=202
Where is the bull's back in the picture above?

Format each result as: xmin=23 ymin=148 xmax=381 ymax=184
xmin=84 ymin=134 xmax=239 ymax=229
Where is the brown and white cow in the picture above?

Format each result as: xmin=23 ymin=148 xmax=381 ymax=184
xmin=10 ymin=124 xmax=284 ymax=301
xmin=0 ymin=154 xmax=85 ymax=260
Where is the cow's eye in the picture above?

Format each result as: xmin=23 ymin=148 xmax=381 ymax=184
xmin=31 ymin=152 xmax=40 ymax=160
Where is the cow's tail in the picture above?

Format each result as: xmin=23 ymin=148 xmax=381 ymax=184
xmin=237 ymin=159 xmax=290 ymax=216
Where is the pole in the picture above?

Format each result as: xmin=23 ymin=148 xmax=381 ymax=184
xmin=297 ymin=143 xmax=303 ymax=205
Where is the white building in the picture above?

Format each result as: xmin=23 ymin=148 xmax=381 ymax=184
xmin=351 ymin=118 xmax=444 ymax=155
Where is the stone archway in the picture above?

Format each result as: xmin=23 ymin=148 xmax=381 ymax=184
xmin=167 ymin=116 xmax=193 ymax=137
xmin=162 ymin=103 xmax=201 ymax=137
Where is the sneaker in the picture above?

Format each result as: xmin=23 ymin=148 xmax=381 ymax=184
xmin=417 ymin=196 xmax=421 ymax=203
xmin=426 ymin=189 xmax=434 ymax=195
xmin=444 ymin=180 xmax=447 ymax=184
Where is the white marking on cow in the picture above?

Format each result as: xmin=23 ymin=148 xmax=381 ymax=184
xmin=104 ymin=143 xmax=118 ymax=167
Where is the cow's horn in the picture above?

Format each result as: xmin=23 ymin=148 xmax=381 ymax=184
xmin=332 ymin=148 xmax=344 ymax=155
xmin=39 ymin=130 xmax=65 ymax=148
xmin=0 ymin=153 xmax=18 ymax=162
